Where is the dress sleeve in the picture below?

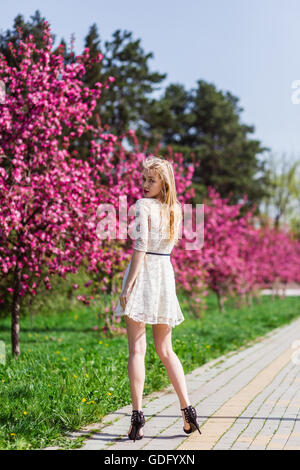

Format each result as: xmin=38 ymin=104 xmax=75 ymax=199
xmin=133 ymin=199 xmax=149 ymax=252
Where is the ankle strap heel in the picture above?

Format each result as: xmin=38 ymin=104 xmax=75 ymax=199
xmin=181 ymin=405 xmax=202 ymax=435
xmin=128 ymin=410 xmax=145 ymax=442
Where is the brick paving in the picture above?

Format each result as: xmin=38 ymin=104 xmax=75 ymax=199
xmin=44 ymin=312 xmax=300 ymax=451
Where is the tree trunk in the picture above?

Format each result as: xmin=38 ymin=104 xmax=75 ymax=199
xmin=12 ymin=266 xmax=22 ymax=358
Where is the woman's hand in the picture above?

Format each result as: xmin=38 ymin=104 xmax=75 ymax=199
xmin=119 ymin=283 xmax=134 ymax=311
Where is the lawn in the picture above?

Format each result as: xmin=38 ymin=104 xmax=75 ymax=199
xmin=0 ymin=290 xmax=299 ymax=449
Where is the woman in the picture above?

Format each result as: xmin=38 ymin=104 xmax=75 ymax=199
xmin=114 ymin=156 xmax=201 ymax=442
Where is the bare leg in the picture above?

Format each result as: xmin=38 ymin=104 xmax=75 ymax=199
xmin=125 ymin=315 xmax=147 ymax=437
xmin=152 ymin=323 xmax=192 ymax=431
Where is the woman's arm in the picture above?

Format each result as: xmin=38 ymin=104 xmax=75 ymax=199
xmin=119 ymin=249 xmax=146 ymax=310
xmin=119 ymin=199 xmax=149 ymax=311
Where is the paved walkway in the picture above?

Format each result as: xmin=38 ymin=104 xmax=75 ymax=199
xmin=47 ymin=313 xmax=300 ymax=450
xmin=260 ymin=288 xmax=300 ymax=297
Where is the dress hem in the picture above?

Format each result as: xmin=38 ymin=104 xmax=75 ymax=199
xmin=114 ymin=311 xmax=184 ymax=328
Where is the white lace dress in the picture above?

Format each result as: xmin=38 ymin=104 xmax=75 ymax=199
xmin=114 ymin=197 xmax=184 ymax=327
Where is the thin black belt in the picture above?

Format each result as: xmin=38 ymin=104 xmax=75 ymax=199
xmin=146 ymin=251 xmax=170 ymax=256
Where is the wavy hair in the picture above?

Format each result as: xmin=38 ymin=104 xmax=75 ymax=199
xmin=142 ymin=155 xmax=182 ymax=246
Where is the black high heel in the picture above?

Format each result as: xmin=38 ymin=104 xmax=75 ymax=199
xmin=128 ymin=410 xmax=145 ymax=442
xmin=181 ymin=405 xmax=202 ymax=435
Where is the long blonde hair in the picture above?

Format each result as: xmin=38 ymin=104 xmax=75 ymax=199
xmin=142 ymin=155 xmax=182 ymax=246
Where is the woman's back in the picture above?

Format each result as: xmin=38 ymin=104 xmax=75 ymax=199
xmin=133 ymin=197 xmax=180 ymax=255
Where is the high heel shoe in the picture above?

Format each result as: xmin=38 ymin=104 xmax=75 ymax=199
xmin=128 ymin=410 xmax=145 ymax=442
xmin=181 ymin=405 xmax=202 ymax=435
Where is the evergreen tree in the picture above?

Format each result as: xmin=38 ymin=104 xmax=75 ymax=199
xmin=95 ymin=28 xmax=167 ymax=136
xmin=137 ymin=80 xmax=270 ymax=211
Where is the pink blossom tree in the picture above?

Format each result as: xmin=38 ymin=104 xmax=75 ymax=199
xmin=0 ymin=22 xmax=198 ymax=354
xmin=0 ymin=22 xmax=118 ymax=356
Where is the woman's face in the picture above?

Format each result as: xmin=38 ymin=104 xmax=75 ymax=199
xmin=142 ymin=170 xmax=162 ymax=200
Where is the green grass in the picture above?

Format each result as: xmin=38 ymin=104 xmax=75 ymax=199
xmin=0 ymin=291 xmax=299 ymax=450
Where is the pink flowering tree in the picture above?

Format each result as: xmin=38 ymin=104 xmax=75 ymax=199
xmin=0 ymin=21 xmax=199 ymax=354
xmin=173 ymin=186 xmax=300 ymax=314
xmin=252 ymin=225 xmax=300 ymax=296
xmin=0 ymin=22 xmax=118 ymax=356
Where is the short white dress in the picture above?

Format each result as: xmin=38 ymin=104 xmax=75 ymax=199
xmin=114 ymin=197 xmax=184 ymax=328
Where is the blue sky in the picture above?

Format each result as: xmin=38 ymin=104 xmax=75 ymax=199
xmin=1 ymin=0 xmax=300 ymax=164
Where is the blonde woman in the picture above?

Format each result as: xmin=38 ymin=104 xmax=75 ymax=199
xmin=114 ymin=156 xmax=201 ymax=442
